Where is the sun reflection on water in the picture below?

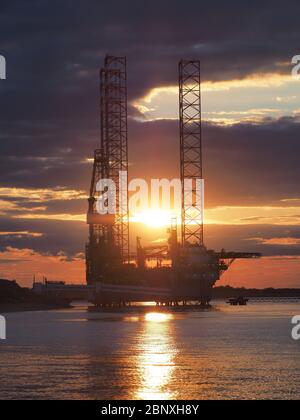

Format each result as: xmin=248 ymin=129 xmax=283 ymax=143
xmin=145 ymin=312 xmax=173 ymax=323
xmin=136 ymin=312 xmax=177 ymax=400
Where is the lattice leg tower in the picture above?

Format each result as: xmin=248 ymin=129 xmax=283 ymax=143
xmin=179 ymin=60 xmax=204 ymax=246
xmin=102 ymin=56 xmax=129 ymax=262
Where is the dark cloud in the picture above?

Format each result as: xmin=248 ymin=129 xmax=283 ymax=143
xmin=0 ymin=217 xmax=86 ymax=256
xmin=129 ymin=117 xmax=300 ymax=207
xmin=0 ymin=0 xmax=299 ymax=117
xmin=205 ymin=224 xmax=300 ymax=256
xmin=0 ymin=1 xmax=299 ymax=194
xmin=0 ymin=116 xmax=299 ymax=203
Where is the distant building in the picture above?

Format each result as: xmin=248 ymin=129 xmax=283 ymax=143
xmin=32 ymin=281 xmax=93 ymax=301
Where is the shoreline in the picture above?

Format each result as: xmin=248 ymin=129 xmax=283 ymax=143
xmin=0 ymin=302 xmax=72 ymax=314
xmin=2 ymin=297 xmax=300 ymax=315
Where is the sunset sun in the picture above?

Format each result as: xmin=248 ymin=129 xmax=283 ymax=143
xmin=130 ymin=209 xmax=180 ymax=228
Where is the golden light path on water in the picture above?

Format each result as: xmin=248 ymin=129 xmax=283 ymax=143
xmin=2 ymin=303 xmax=300 ymax=399
xmin=136 ymin=312 xmax=177 ymax=400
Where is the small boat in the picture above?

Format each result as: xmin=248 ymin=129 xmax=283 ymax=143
xmin=227 ymin=297 xmax=249 ymax=306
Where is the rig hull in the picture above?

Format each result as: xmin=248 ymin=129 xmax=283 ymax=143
xmin=91 ymin=250 xmax=221 ymax=307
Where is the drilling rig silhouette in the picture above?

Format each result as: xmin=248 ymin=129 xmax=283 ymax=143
xmin=86 ymin=56 xmax=260 ymax=307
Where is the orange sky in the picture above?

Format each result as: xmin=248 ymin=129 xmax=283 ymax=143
xmin=219 ymin=256 xmax=300 ymax=289
xmin=0 ymin=247 xmax=85 ymax=287
xmin=0 ymin=247 xmax=299 ymax=290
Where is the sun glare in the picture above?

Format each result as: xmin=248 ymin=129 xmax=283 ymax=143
xmin=130 ymin=210 xmax=180 ymax=228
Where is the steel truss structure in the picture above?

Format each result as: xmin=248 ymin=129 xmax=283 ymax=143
xmin=179 ymin=60 xmax=204 ymax=246
xmin=86 ymin=56 xmax=129 ymax=284
xmin=103 ymin=56 xmax=129 ymax=261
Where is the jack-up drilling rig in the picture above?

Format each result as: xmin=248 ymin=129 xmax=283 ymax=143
xmin=86 ymin=56 xmax=260 ymax=307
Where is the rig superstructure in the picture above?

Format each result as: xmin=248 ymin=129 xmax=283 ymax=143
xmin=86 ymin=56 xmax=260 ymax=307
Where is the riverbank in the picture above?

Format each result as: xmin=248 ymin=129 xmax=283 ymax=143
xmin=213 ymin=286 xmax=300 ymax=299
xmin=0 ymin=279 xmax=72 ymax=313
xmin=0 ymin=302 xmax=72 ymax=314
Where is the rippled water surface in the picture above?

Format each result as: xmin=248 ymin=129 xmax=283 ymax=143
xmin=0 ymin=302 xmax=300 ymax=400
